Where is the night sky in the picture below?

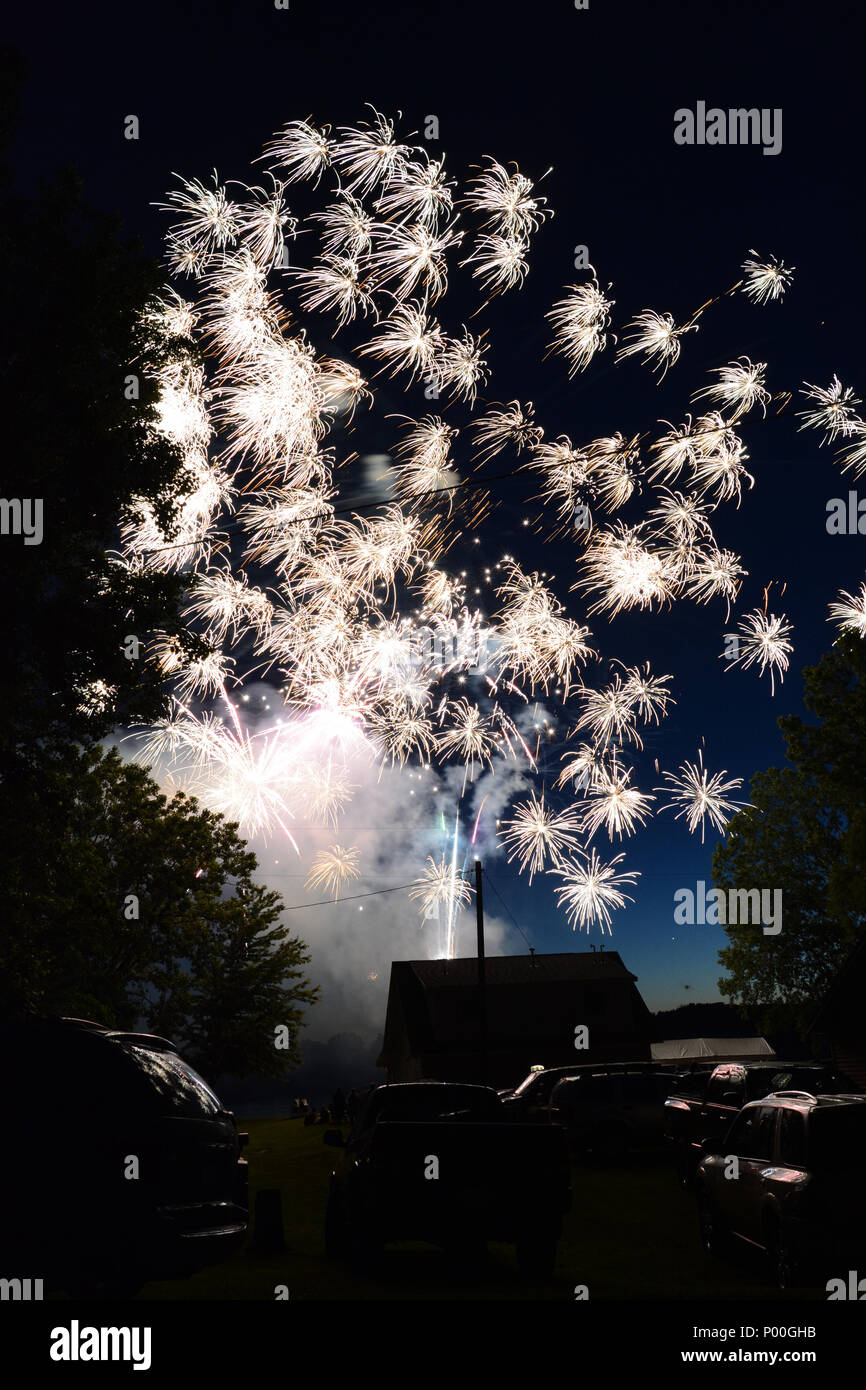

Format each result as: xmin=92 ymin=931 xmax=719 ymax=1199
xmin=8 ymin=0 xmax=865 ymax=1017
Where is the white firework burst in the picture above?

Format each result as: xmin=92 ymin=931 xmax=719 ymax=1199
xmin=293 ymin=254 xmax=375 ymax=328
xmin=546 ymin=271 xmax=614 ymax=375
xmin=374 ymin=154 xmax=455 ymax=227
xmin=576 ymin=523 xmax=675 ymax=617
xmin=685 ymin=547 xmax=746 ymax=618
xmin=692 ymin=357 xmax=771 ymax=422
xmin=724 ymin=609 xmax=793 ymax=695
xmin=360 ymin=300 xmax=443 ymax=381
xmin=657 ymin=751 xmax=749 ymax=843
xmin=305 ymin=845 xmax=362 ymax=900
xmin=434 ymin=328 xmax=489 ymax=405
xmin=392 ymin=415 xmax=459 ymax=502
xmin=234 ymin=178 xmax=296 ymax=269
xmin=158 ymin=172 xmax=240 ymax=264
xmin=615 ymin=310 xmax=696 ymax=378
xmin=552 ymin=849 xmax=639 ymax=933
xmin=333 ymin=108 xmax=410 ymax=196
xmin=312 ymin=193 xmax=374 ymax=258
xmin=436 ymin=698 xmax=497 ymax=780
xmin=260 ymin=119 xmax=333 ymax=184
xmin=579 ymin=762 xmax=656 ymax=842
xmin=690 ymin=436 xmax=754 ymax=507
xmin=463 ymin=158 xmax=551 ymax=238
xmin=461 ymin=231 xmax=530 ymax=298
xmin=741 ymin=251 xmax=794 ymax=305
xmin=498 ymin=789 xmax=583 ymax=882
xmin=473 ymin=401 xmax=543 ymax=464
xmin=368 ymin=219 xmax=462 ymax=302
xmin=828 ymin=582 xmax=866 ymax=638
xmin=798 ymin=377 xmax=863 ymax=444
xmin=408 ymin=854 xmax=474 ymax=920
xmin=585 ymin=433 xmax=641 ymax=511
xmin=836 ymin=422 xmax=866 ymax=481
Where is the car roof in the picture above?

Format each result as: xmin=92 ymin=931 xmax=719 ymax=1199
xmin=6 ymin=1016 xmax=178 ymax=1052
xmin=742 ymin=1091 xmax=866 ymax=1112
xmin=376 ymin=1082 xmax=496 ymax=1094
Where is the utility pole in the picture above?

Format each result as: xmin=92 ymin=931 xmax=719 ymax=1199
xmin=475 ymin=858 xmax=487 ymax=1084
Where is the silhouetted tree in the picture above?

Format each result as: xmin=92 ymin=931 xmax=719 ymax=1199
xmin=713 ymin=632 xmax=866 ymax=1033
xmin=0 ymin=743 xmax=319 ymax=1078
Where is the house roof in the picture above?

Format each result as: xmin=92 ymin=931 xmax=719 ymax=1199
xmin=397 ymin=951 xmax=638 ymax=988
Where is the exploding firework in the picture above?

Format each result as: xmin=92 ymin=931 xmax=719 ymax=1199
xmin=551 ymin=849 xmax=639 ymax=933
xmin=121 ymin=106 xmax=819 ymax=954
xmin=305 ymin=845 xmax=362 ymax=900
xmin=657 ymin=751 xmax=750 ymax=843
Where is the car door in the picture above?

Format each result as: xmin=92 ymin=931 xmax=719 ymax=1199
xmin=727 ymin=1104 xmax=778 ymax=1243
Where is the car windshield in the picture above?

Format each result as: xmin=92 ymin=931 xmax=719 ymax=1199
xmin=366 ymin=1086 xmax=499 ymax=1123
xmin=809 ymin=1105 xmax=866 ymax=1169
xmin=125 ymin=1045 xmax=225 ymax=1117
xmin=746 ymin=1067 xmax=831 ymax=1100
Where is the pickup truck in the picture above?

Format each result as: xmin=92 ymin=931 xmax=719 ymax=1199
xmin=664 ymin=1060 xmax=848 ymax=1189
xmin=323 ymin=1081 xmax=571 ymax=1276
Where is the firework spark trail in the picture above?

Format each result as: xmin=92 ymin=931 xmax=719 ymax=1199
xmin=121 ymin=108 xmax=818 ymax=951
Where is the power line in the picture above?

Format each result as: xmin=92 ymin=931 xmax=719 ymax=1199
xmin=135 ymin=464 xmax=531 ymax=558
xmin=282 ymin=879 xmax=417 ymax=910
xmin=482 ymin=868 xmax=534 ymax=951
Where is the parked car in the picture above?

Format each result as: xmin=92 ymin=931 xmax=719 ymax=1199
xmin=695 ymin=1090 xmax=866 ymax=1288
xmin=664 ymin=1060 xmax=848 ymax=1188
xmin=3 ymin=1016 xmax=249 ymax=1297
xmin=549 ymin=1069 xmax=671 ymax=1157
xmin=323 ymin=1081 xmax=571 ymax=1276
xmin=500 ymin=1060 xmax=670 ymax=1123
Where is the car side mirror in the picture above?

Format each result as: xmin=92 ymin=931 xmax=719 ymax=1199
xmin=324 ymin=1129 xmax=346 ymax=1147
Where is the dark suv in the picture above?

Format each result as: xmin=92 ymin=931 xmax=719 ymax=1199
xmin=695 ymin=1090 xmax=866 ymax=1288
xmin=2 ymin=1017 xmax=248 ymax=1297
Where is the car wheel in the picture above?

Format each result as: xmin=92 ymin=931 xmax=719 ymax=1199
xmin=516 ymin=1233 xmax=558 ymax=1279
xmin=697 ymin=1194 xmax=729 ymax=1260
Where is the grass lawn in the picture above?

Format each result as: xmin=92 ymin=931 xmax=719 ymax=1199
xmin=104 ymin=1117 xmax=824 ymax=1302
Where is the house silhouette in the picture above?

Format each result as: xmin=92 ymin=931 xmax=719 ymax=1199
xmin=377 ymin=951 xmax=653 ymax=1087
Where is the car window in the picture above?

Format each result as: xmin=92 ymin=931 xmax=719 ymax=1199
xmin=809 ymin=1105 xmax=866 ymax=1169
xmin=765 ymin=1070 xmax=794 ymax=1095
xmin=707 ymin=1073 xmax=743 ymax=1104
xmin=778 ymin=1109 xmax=807 ymax=1166
xmin=728 ymin=1105 xmax=776 ymax=1160
xmin=124 ymin=1046 xmax=224 ymax=1117
xmin=365 ymin=1086 xmax=499 ymax=1124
